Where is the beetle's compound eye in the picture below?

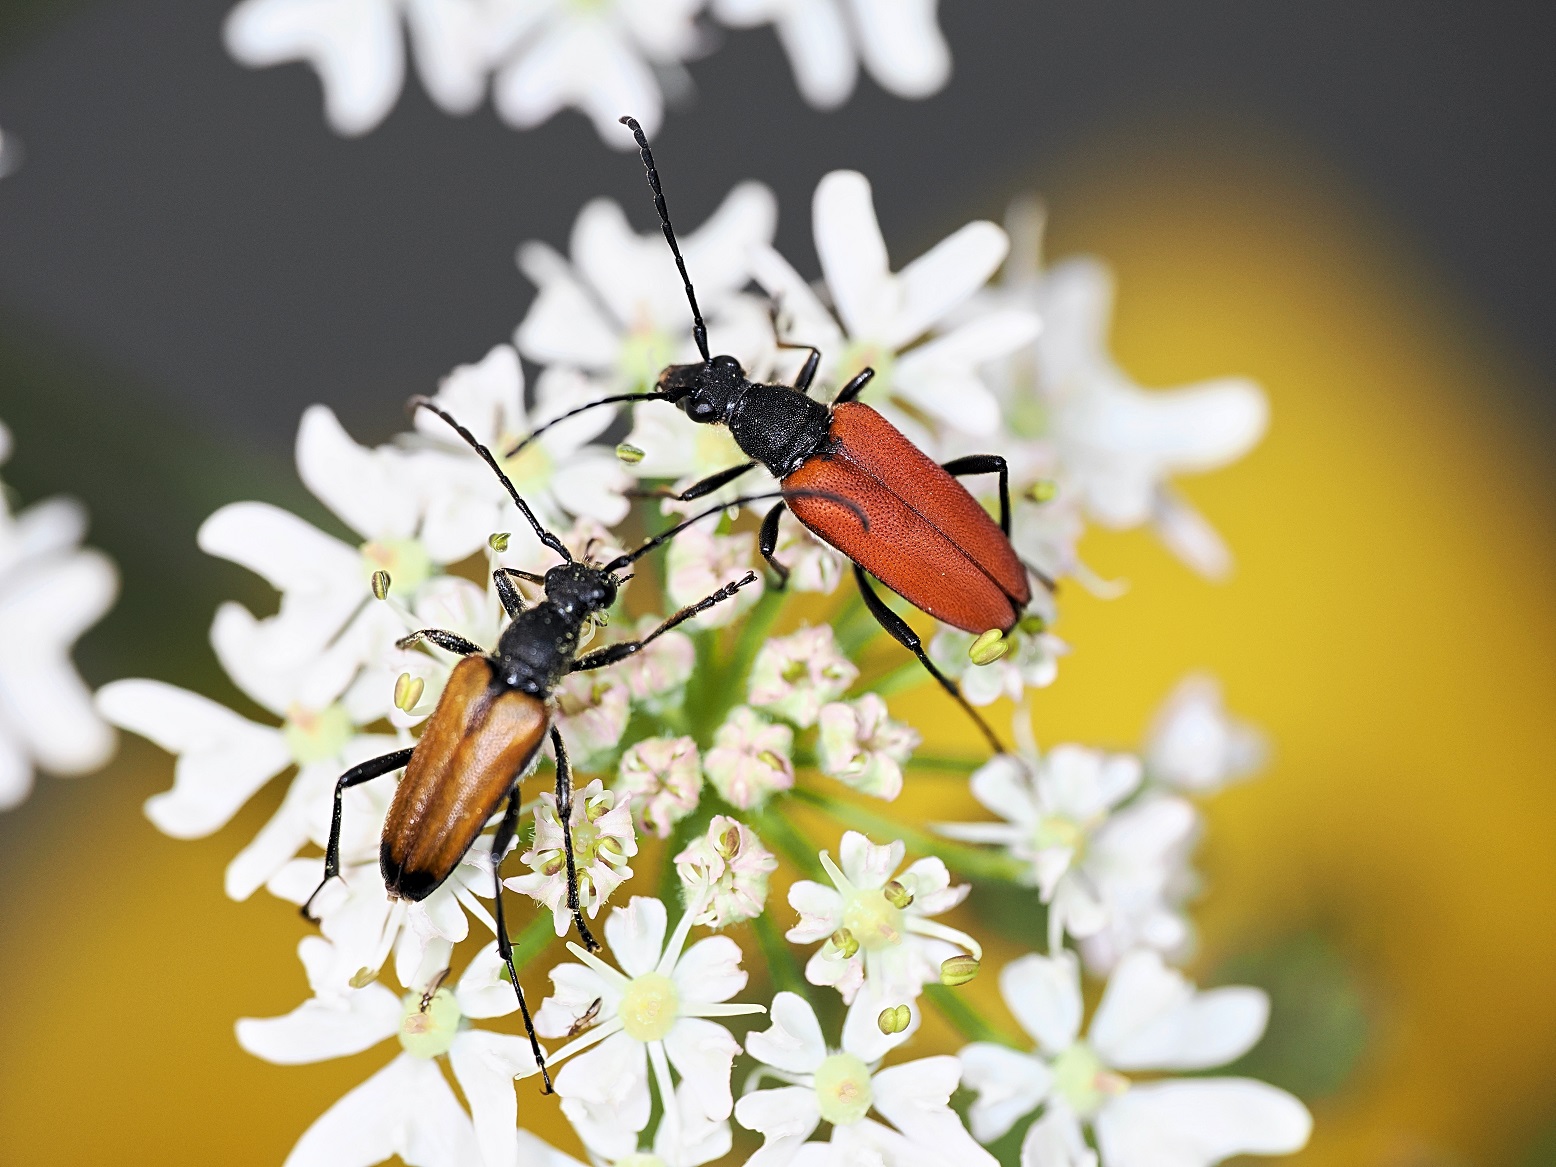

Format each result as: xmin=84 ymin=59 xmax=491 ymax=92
xmin=687 ymin=395 xmax=719 ymax=423
xmin=713 ymin=354 xmax=740 ymax=371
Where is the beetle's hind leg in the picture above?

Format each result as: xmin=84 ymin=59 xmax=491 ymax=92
xmin=941 ymin=453 xmax=1013 ymax=537
xmin=852 ymin=565 xmax=1008 ymax=755
xmin=301 ymin=747 xmax=415 ymax=921
xmin=490 ymin=786 xmax=554 ymax=1093
xmin=549 ymin=727 xmax=600 ymax=952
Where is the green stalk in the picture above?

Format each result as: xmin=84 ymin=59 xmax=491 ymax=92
xmin=508 ymin=911 xmax=561 ymax=974
xmin=865 ymin=659 xmax=931 ymax=697
xmin=790 ymin=786 xmax=1027 ymax=884
xmin=751 ymin=911 xmax=807 ymax=996
xmin=752 ymin=804 xmax=826 ymax=881
xmin=719 ymin=587 xmax=786 ymax=697
xmin=923 ymin=984 xmax=1015 ymax=1046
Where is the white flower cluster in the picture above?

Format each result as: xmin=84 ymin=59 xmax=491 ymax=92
xmin=98 ymin=164 xmax=1304 ymax=1167
xmin=223 ymin=0 xmax=951 ymax=143
xmin=0 ymin=419 xmax=117 ymax=810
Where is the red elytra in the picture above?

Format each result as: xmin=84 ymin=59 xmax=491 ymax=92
xmin=784 ymin=403 xmax=1031 ymax=634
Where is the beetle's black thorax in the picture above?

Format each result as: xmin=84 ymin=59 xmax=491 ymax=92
xmin=728 ymin=384 xmax=833 ymax=477
xmin=494 ymin=602 xmax=584 ymax=696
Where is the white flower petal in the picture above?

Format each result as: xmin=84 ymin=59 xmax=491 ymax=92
xmin=96 ymin=679 xmax=291 ymax=838
xmin=745 ymin=991 xmax=827 ymax=1074
xmin=837 ymin=830 xmax=904 ymax=889
xmin=887 ymin=220 xmax=1009 ymax=349
xmin=959 ymin=1042 xmax=1053 ymax=1144
xmin=734 ymin=1084 xmax=822 ymax=1157
xmin=297 ymin=405 xmax=420 ymax=540
xmin=285 ymin=1053 xmax=478 ymax=1167
xmin=449 ymin=1029 xmax=543 ymax=1167
xmin=674 ymin=934 xmax=749 ymax=1005
xmin=999 ymin=952 xmax=1084 ymax=1054
xmin=1095 ymin=1079 xmax=1311 ymax=1167
xmin=1020 ymin=1106 xmax=1096 ymax=1167
xmin=1090 ymin=951 xmax=1267 ymax=1071
xmin=604 ymin=895 xmax=669 ymax=978
xmin=848 ymin=0 xmax=951 ymax=99
xmin=196 ymin=500 xmax=359 ymax=606
xmin=236 ymin=980 xmax=399 ymax=1064
xmin=872 ymin=1055 xmax=995 ymax=1164
xmin=813 ymin=170 xmax=893 ymax=340
xmin=664 ymin=1015 xmax=742 ymax=1121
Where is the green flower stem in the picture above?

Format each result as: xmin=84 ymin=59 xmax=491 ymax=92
xmin=507 ymin=910 xmax=560 ymax=975
xmin=904 ymin=753 xmax=984 ymax=774
xmin=789 ymin=786 xmax=1027 ymax=885
xmin=864 ymin=659 xmax=931 ymax=698
xmin=832 ymin=591 xmax=879 ymax=656
xmin=751 ymin=910 xmax=808 ymax=996
xmin=719 ymin=586 xmax=786 ymax=696
xmin=923 ymin=984 xmax=1017 ymax=1047
xmin=752 ymin=804 xmax=826 ymax=881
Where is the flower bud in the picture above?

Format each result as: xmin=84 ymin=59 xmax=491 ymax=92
xmin=1025 ymin=479 xmax=1059 ymax=503
xmin=615 ymin=442 xmax=646 ymax=464
xmin=940 ymin=955 xmax=981 ymax=986
xmin=883 ymin=879 xmax=914 ymax=909
xmin=370 ymin=570 xmax=391 ymax=600
xmin=968 ymin=628 xmax=1010 ymax=666
xmin=393 ymin=672 xmax=424 ymax=713
xmin=1019 ymin=613 xmax=1048 ymax=636
xmin=877 ymin=1004 xmax=911 ymax=1034
xmin=488 ymin=531 xmax=510 ymax=552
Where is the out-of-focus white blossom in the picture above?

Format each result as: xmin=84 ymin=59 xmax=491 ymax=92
xmin=674 ymin=814 xmax=777 ymax=928
xmin=536 ymin=897 xmax=764 ymax=1160
xmin=0 ymin=420 xmax=117 ymax=809
xmin=516 ymin=183 xmax=776 ymax=394
xmin=938 ymin=744 xmax=1144 ymax=952
xmin=1145 ymin=673 xmax=1266 ymax=793
xmin=930 ymin=612 xmax=1067 ymax=707
xmin=959 ymin=951 xmax=1310 ymax=1167
xmin=713 ymin=0 xmax=951 ymax=109
xmin=408 ymin=345 xmax=630 ymax=563
xmin=554 ymin=670 xmax=632 ymax=766
xmin=237 ymin=936 xmax=545 ymax=1167
xmin=772 ymin=520 xmax=847 ymax=592
xmin=787 ymin=830 xmax=977 ymax=1005
xmin=751 ymin=170 xmax=1039 ymax=438
xmin=666 ymin=526 xmax=764 ymax=630
xmin=613 ymin=615 xmax=696 ymax=710
xmin=747 ymin=624 xmax=859 ymax=727
xmin=616 ymin=735 xmax=703 ymax=837
xmin=735 ymin=989 xmax=996 ymax=1167
xmin=703 ymin=705 xmax=794 ymax=809
xmin=816 ymin=694 xmax=919 ymax=800
xmin=510 ymin=779 xmax=637 ymax=936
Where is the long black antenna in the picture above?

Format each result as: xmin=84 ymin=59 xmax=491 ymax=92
xmin=620 ymin=115 xmax=710 ymax=363
xmin=409 ymin=397 xmax=572 ymax=563
xmin=603 ymin=489 xmax=869 ymax=572
xmin=503 ymin=389 xmax=669 ymax=460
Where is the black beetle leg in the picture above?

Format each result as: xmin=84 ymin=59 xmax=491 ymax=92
xmin=570 ymin=572 xmax=759 ymax=673
xmin=759 ymin=502 xmax=790 ymax=589
xmin=834 ymin=367 xmax=875 ymax=404
xmin=300 ymin=747 xmax=415 ymax=921
xmin=490 ymin=784 xmax=554 ymax=1093
xmin=941 ymin=453 xmax=1013 ymax=536
xmin=549 ymin=727 xmax=599 ymax=951
xmin=396 ymin=628 xmax=485 ymax=656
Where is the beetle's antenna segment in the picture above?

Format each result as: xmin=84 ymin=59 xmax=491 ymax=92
xmin=604 ymin=489 xmax=870 ymax=572
xmin=409 ymin=397 xmax=572 ymax=562
xmin=503 ymin=390 xmax=671 ymax=460
xmin=620 ymin=115 xmax=710 ymax=364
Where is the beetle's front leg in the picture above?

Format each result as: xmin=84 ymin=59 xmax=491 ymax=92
xmin=549 ymin=727 xmax=599 ymax=951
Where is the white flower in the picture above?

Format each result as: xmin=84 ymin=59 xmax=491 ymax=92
xmin=224 ymin=0 xmax=493 ymax=136
xmin=616 ymin=736 xmax=703 ymax=837
xmin=750 ymin=170 xmax=1039 ymax=436
xmin=237 ymin=936 xmax=545 ymax=1167
xmin=622 ymin=398 xmax=782 ymax=513
xmin=735 ymin=990 xmax=996 ymax=1167
xmin=933 ymin=743 xmax=1201 ymax=964
xmin=816 ymin=694 xmax=919 ymax=801
xmin=490 ymin=0 xmax=706 ymax=147
xmin=407 ymin=345 xmax=630 ymax=563
xmin=713 ymin=0 xmax=950 ymax=109
xmin=786 ymin=830 xmax=978 ymax=1005
xmin=510 ymin=778 xmax=637 ymax=936
xmin=703 ymin=705 xmax=794 ymax=809
xmin=0 ymin=422 xmax=117 ymax=808
xmin=197 ymin=405 xmax=439 ymax=709
xmin=536 ymin=897 xmax=764 ymax=1159
xmin=929 ymin=614 xmax=1067 ymax=706
xmin=95 ymin=677 xmax=402 ymax=901
xmin=747 ymin=624 xmax=859 ymax=727
xmin=553 ymin=669 xmax=632 ymax=767
xmin=268 ymin=824 xmax=506 ymax=994
xmin=1144 ymin=674 xmax=1265 ymax=794
xmin=674 ymin=814 xmax=777 ymax=928
xmin=515 ymin=182 xmax=776 ymax=393
xmin=1011 ymin=247 xmax=1266 ymax=578
xmin=772 ymin=520 xmax=846 ymax=592
xmin=959 ymin=951 xmax=1311 ymax=1167
xmin=665 ymin=526 xmax=764 ymax=629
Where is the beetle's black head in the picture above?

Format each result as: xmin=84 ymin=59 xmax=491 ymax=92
xmin=657 ymin=354 xmax=748 ymax=425
xmin=543 ymin=561 xmax=618 ymax=619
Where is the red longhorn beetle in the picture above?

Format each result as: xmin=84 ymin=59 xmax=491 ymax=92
xmin=510 ymin=116 xmax=1048 ymax=753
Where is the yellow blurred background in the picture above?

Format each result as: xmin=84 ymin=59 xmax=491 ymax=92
xmin=1 ymin=126 xmax=1552 ymax=1165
